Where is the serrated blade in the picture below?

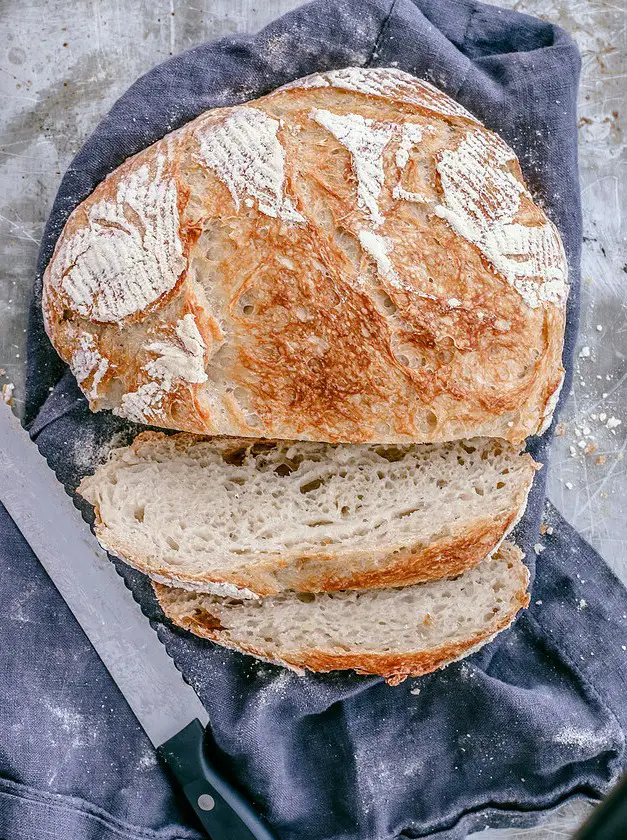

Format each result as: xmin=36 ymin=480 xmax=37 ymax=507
xmin=0 ymin=402 xmax=208 ymax=746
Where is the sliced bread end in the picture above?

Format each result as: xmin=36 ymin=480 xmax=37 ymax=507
xmin=155 ymin=541 xmax=529 ymax=684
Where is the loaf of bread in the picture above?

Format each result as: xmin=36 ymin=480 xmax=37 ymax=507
xmin=77 ymin=432 xmax=537 ymax=597
xmin=44 ymin=67 xmax=567 ymax=445
xmin=154 ymin=541 xmax=529 ymax=684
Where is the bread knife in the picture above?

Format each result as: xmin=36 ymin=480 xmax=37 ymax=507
xmin=0 ymin=402 xmax=276 ymax=840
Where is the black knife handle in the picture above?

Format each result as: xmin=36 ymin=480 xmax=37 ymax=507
xmin=573 ymin=772 xmax=627 ymax=839
xmin=157 ymin=719 xmax=276 ymax=840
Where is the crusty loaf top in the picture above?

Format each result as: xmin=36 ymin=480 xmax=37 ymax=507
xmin=43 ymin=67 xmax=568 ymax=444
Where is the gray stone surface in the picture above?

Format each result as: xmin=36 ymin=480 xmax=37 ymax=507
xmin=0 ymin=1 xmax=624 ymax=837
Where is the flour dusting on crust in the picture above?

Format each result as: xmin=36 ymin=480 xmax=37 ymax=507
xmin=302 ymin=67 xmax=478 ymax=123
xmin=196 ymin=107 xmax=305 ymax=223
xmin=359 ymin=230 xmax=437 ymax=300
xmin=393 ymin=185 xmax=430 ymax=203
xmin=71 ymin=332 xmax=109 ymax=399
xmin=358 ymin=230 xmax=407 ymax=291
xmin=312 ymin=109 xmax=394 ymax=226
xmin=435 ymin=130 xmax=568 ymax=308
xmin=116 ymin=314 xmax=207 ymax=423
xmin=395 ymin=123 xmax=425 ymax=170
xmin=55 ymin=150 xmax=185 ymax=323
xmin=145 ymin=313 xmax=208 ymax=385
xmin=150 ymin=571 xmax=259 ymax=600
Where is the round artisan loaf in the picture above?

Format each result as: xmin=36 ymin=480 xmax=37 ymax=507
xmin=43 ymin=67 xmax=568 ymax=444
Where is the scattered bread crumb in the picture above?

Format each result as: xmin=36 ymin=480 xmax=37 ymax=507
xmin=584 ymin=442 xmax=597 ymax=455
xmin=596 ymin=455 xmax=606 ymax=465
xmin=534 ymin=543 xmax=545 ymax=555
xmin=565 ymin=481 xmax=573 ymax=490
xmin=2 ymin=383 xmax=14 ymax=406
xmin=579 ymin=346 xmax=590 ymax=358
xmin=410 ymin=687 xmax=421 ymax=695
xmin=555 ymin=423 xmax=566 ymax=436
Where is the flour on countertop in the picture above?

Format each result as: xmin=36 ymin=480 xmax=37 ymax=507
xmin=196 ymin=107 xmax=305 ymax=223
xmin=55 ymin=148 xmax=185 ymax=322
xmin=312 ymin=108 xmax=394 ymax=226
xmin=71 ymin=332 xmax=109 ymax=400
xmin=435 ymin=130 xmax=568 ymax=308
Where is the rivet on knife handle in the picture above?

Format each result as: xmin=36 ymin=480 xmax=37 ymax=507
xmin=157 ymin=719 xmax=276 ymax=840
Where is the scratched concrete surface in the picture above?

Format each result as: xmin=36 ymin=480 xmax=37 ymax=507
xmin=0 ymin=1 xmax=624 ymax=837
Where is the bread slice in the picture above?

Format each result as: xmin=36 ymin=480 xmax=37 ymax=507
xmin=154 ymin=542 xmax=529 ymax=684
xmin=44 ymin=67 xmax=567 ymax=446
xmin=78 ymin=432 xmax=537 ymax=597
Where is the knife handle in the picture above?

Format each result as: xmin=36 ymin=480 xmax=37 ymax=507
xmin=157 ymin=719 xmax=276 ymax=840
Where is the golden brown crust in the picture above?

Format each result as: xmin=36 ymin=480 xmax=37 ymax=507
xmin=44 ymin=68 xmax=567 ymax=444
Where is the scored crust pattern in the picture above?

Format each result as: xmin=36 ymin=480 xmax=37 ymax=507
xmin=43 ymin=66 xmax=568 ymax=444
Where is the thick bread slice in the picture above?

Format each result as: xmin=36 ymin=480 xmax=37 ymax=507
xmin=154 ymin=542 xmax=529 ymax=684
xmin=78 ymin=432 xmax=537 ymax=597
xmin=44 ymin=67 xmax=567 ymax=445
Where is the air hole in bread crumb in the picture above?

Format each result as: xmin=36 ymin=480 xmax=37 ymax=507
xmin=300 ymin=477 xmax=326 ymax=494
xmin=474 ymin=486 xmax=484 ymax=496
xmin=275 ymin=463 xmax=294 ymax=477
xmin=222 ymin=448 xmax=247 ymax=466
xmin=166 ymin=537 xmax=179 ymax=551
xmin=134 ymin=506 xmax=145 ymax=522
xmin=296 ymin=592 xmax=315 ymax=603
xmin=377 ymin=291 xmax=398 ymax=315
xmin=426 ymin=411 xmax=438 ymax=428
xmin=496 ymin=481 xmax=505 ymax=489
xmin=251 ymin=442 xmax=276 ymax=455
xmin=436 ymin=479 xmax=448 ymax=488
xmin=375 ymin=446 xmax=406 ymax=463
xmin=397 ymin=508 xmax=419 ymax=519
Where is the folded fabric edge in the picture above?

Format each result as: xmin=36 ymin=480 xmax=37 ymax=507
xmin=399 ymin=786 xmax=601 ymax=840
xmin=0 ymin=778 xmax=203 ymax=840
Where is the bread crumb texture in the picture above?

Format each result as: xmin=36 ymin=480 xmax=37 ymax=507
xmin=44 ymin=67 xmax=567 ymax=444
